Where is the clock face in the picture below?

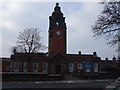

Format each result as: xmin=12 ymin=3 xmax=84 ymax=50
xmin=56 ymin=31 xmax=61 ymax=35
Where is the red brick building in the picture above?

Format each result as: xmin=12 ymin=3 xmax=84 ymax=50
xmin=2 ymin=3 xmax=120 ymax=80
xmin=3 ymin=3 xmax=120 ymax=80
xmin=100 ymin=57 xmax=120 ymax=73
xmin=1 ymin=58 xmax=11 ymax=72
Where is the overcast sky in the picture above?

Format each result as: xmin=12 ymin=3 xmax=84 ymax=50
xmin=1 ymin=1 xmax=118 ymax=60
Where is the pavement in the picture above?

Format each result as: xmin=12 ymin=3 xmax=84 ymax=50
xmin=28 ymin=79 xmax=114 ymax=83
xmin=2 ymin=79 xmax=115 ymax=89
xmin=2 ymin=79 xmax=115 ymax=84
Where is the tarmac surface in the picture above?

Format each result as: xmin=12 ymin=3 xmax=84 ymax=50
xmin=2 ymin=79 xmax=115 ymax=89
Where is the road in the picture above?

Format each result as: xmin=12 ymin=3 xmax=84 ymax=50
xmin=2 ymin=79 xmax=115 ymax=90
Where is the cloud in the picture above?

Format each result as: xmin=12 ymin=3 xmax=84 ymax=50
xmin=2 ymin=2 xmax=55 ymax=57
xmin=1 ymin=2 xmax=117 ymax=59
xmin=63 ymin=2 xmax=117 ymax=59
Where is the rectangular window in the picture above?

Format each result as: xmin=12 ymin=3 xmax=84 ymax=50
xmin=86 ymin=69 xmax=90 ymax=72
xmin=14 ymin=62 xmax=19 ymax=72
xmin=78 ymin=63 xmax=82 ymax=72
xmin=23 ymin=62 xmax=28 ymax=72
xmin=69 ymin=63 xmax=74 ymax=72
xmin=42 ymin=63 xmax=47 ymax=73
xmin=33 ymin=63 xmax=38 ymax=72
xmin=6 ymin=66 xmax=11 ymax=71
xmin=94 ymin=63 xmax=98 ymax=72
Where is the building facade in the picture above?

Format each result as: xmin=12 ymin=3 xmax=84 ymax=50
xmin=9 ymin=3 xmax=101 ymax=76
xmin=2 ymin=3 xmax=120 ymax=79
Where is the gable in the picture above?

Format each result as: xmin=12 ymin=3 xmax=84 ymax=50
xmin=49 ymin=53 xmax=64 ymax=64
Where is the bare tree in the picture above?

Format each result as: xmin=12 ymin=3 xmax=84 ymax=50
xmin=15 ymin=28 xmax=47 ymax=53
xmin=92 ymin=1 xmax=120 ymax=46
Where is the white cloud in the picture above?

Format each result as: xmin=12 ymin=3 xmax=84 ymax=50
xmin=1 ymin=2 xmax=118 ymax=59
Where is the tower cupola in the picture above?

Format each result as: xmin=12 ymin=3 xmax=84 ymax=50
xmin=49 ymin=3 xmax=66 ymax=30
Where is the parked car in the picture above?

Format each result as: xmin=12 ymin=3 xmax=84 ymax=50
xmin=104 ymin=82 xmax=120 ymax=90
xmin=104 ymin=77 xmax=120 ymax=90
xmin=115 ymin=77 xmax=120 ymax=83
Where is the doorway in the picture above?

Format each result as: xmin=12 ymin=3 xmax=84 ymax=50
xmin=55 ymin=65 xmax=61 ymax=74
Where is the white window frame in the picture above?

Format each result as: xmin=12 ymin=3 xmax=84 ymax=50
xmin=14 ymin=62 xmax=19 ymax=72
xmin=42 ymin=63 xmax=47 ymax=73
xmin=94 ymin=63 xmax=98 ymax=72
xmin=78 ymin=63 xmax=82 ymax=72
xmin=69 ymin=63 xmax=74 ymax=72
xmin=33 ymin=63 xmax=39 ymax=72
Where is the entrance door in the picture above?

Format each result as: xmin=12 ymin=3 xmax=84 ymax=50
xmin=55 ymin=65 xmax=61 ymax=74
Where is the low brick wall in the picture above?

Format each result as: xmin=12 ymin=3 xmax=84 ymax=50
xmin=98 ymin=72 xmax=120 ymax=79
xmin=2 ymin=73 xmax=64 ymax=82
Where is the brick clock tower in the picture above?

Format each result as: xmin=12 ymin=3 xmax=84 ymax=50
xmin=48 ymin=3 xmax=67 ymax=56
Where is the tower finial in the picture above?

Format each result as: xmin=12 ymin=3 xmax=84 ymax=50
xmin=56 ymin=2 xmax=59 ymax=6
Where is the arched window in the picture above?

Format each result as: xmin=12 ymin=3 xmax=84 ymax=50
xmin=33 ymin=63 xmax=38 ymax=72
xmin=78 ymin=63 xmax=82 ymax=72
xmin=69 ymin=63 xmax=74 ymax=72
xmin=94 ymin=63 xmax=98 ymax=72
xmin=42 ymin=63 xmax=47 ymax=73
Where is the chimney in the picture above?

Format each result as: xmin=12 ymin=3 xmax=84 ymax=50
xmin=93 ymin=52 xmax=97 ymax=57
xmin=105 ymin=58 xmax=108 ymax=61
xmin=78 ymin=51 xmax=81 ymax=55
xmin=112 ymin=55 xmax=116 ymax=61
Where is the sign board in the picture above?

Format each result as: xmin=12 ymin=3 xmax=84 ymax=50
xmin=82 ymin=61 xmax=94 ymax=70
